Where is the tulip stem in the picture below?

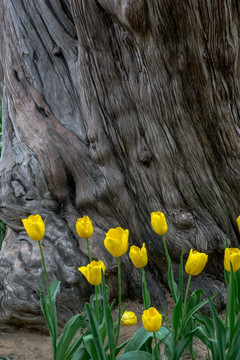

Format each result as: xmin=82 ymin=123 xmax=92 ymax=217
xmin=162 ymin=235 xmax=171 ymax=268
xmin=183 ymin=275 xmax=192 ymax=316
xmin=85 ymin=238 xmax=92 ymax=262
xmin=95 ymin=285 xmax=99 ymax=322
xmin=154 ymin=332 xmax=161 ymax=360
xmin=38 ymin=241 xmax=50 ymax=295
xmin=115 ymin=257 xmax=122 ymax=353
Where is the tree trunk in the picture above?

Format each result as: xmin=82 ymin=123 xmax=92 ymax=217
xmin=0 ymin=0 xmax=239 ymax=330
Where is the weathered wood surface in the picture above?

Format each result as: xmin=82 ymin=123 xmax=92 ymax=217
xmin=0 ymin=0 xmax=239 ymax=329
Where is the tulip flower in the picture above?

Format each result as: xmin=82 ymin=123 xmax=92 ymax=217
xmin=121 ymin=311 xmax=137 ymax=327
xmin=151 ymin=211 xmax=168 ymax=236
xmin=185 ymin=249 xmax=208 ymax=276
xmin=104 ymin=227 xmax=129 ymax=257
xmin=22 ymin=214 xmax=45 ymax=241
xmin=142 ymin=307 xmax=162 ymax=333
xmin=237 ymin=215 xmax=240 ymax=233
xmin=129 ymin=243 xmax=148 ymax=268
xmin=224 ymin=248 xmax=240 ymax=272
xmin=76 ymin=216 xmax=93 ymax=239
xmin=78 ymin=260 xmax=106 ymax=286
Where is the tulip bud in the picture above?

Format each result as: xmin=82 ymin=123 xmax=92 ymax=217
xmin=76 ymin=216 xmax=93 ymax=239
xmin=224 ymin=248 xmax=240 ymax=272
xmin=151 ymin=212 xmax=168 ymax=235
xmin=78 ymin=260 xmax=106 ymax=286
xmin=129 ymin=243 xmax=148 ymax=268
xmin=142 ymin=307 xmax=162 ymax=333
xmin=121 ymin=311 xmax=137 ymax=327
xmin=185 ymin=249 xmax=208 ymax=276
xmin=22 ymin=214 xmax=45 ymax=241
xmin=104 ymin=227 xmax=129 ymax=257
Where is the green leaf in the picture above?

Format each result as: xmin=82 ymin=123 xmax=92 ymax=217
xmin=173 ymin=328 xmax=200 ymax=360
xmin=83 ymin=334 xmax=99 ymax=360
xmin=228 ymin=267 xmax=235 ymax=347
xmin=71 ymin=343 xmax=90 ymax=360
xmin=56 ymin=314 xmax=84 ymax=360
xmin=155 ymin=326 xmax=170 ymax=342
xmin=172 ymin=294 xmax=182 ymax=342
xmin=167 ymin=262 xmax=179 ymax=304
xmin=64 ymin=335 xmax=85 ymax=360
xmin=124 ymin=327 xmax=153 ymax=353
xmin=142 ymin=269 xmax=151 ymax=310
xmin=207 ymin=294 xmax=226 ymax=360
xmin=85 ymin=303 xmax=106 ymax=360
xmin=101 ymin=270 xmax=115 ymax=360
xmin=118 ymin=350 xmax=153 ymax=360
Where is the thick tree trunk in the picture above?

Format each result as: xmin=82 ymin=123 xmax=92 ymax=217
xmin=0 ymin=0 xmax=239 ymax=330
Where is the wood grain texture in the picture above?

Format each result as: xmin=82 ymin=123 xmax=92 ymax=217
xmin=0 ymin=0 xmax=239 ymax=329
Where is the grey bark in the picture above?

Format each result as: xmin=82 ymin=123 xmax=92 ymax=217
xmin=0 ymin=0 xmax=239 ymax=330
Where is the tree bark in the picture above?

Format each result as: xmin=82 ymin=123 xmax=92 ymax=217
xmin=0 ymin=0 xmax=239 ymax=330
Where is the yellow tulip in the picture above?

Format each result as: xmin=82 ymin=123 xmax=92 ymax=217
xmin=78 ymin=260 xmax=106 ymax=286
xmin=104 ymin=227 xmax=129 ymax=257
xmin=237 ymin=215 xmax=240 ymax=233
xmin=151 ymin=212 xmax=168 ymax=235
xmin=22 ymin=214 xmax=45 ymax=241
xmin=224 ymin=248 xmax=240 ymax=272
xmin=129 ymin=243 xmax=148 ymax=268
xmin=76 ymin=216 xmax=93 ymax=238
xmin=121 ymin=311 xmax=137 ymax=327
xmin=142 ymin=307 xmax=162 ymax=333
xmin=185 ymin=249 xmax=208 ymax=276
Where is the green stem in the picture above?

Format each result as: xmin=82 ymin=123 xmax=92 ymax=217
xmin=86 ymin=238 xmax=92 ymax=262
xmin=162 ymin=235 xmax=171 ymax=267
xmin=142 ymin=268 xmax=150 ymax=309
xmin=183 ymin=275 xmax=192 ymax=316
xmin=174 ymin=274 xmax=192 ymax=353
xmin=114 ymin=257 xmax=122 ymax=352
xmin=95 ymin=285 xmax=99 ymax=323
xmin=154 ymin=332 xmax=161 ymax=360
xmin=38 ymin=241 xmax=50 ymax=295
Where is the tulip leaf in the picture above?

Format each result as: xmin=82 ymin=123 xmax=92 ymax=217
xmin=173 ymin=327 xmax=202 ymax=360
xmin=228 ymin=266 xmax=235 ymax=347
xmin=85 ymin=303 xmax=106 ymax=360
xmin=71 ymin=343 xmax=90 ymax=360
xmin=172 ymin=294 xmax=182 ymax=344
xmin=206 ymin=294 xmax=226 ymax=360
xmin=142 ymin=268 xmax=151 ymax=309
xmin=124 ymin=327 xmax=153 ymax=353
xmin=167 ymin=263 xmax=178 ymax=304
xmin=101 ymin=270 xmax=115 ymax=360
xmin=118 ymin=350 xmax=153 ymax=360
xmin=56 ymin=314 xmax=84 ymax=360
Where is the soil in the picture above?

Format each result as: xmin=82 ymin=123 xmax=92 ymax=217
xmin=0 ymin=299 xmax=207 ymax=360
xmin=0 ymin=301 xmax=144 ymax=360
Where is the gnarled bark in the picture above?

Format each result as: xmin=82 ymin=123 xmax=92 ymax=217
xmin=0 ymin=0 xmax=239 ymax=330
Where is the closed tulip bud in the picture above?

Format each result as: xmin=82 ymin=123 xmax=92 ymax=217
xmin=121 ymin=311 xmax=137 ymax=327
xmin=129 ymin=243 xmax=148 ymax=268
xmin=22 ymin=214 xmax=45 ymax=241
xmin=76 ymin=216 xmax=93 ymax=239
xmin=185 ymin=249 xmax=208 ymax=276
xmin=237 ymin=215 xmax=240 ymax=233
xmin=142 ymin=307 xmax=162 ymax=333
xmin=78 ymin=260 xmax=106 ymax=286
xmin=224 ymin=248 xmax=240 ymax=272
xmin=151 ymin=212 xmax=168 ymax=235
xmin=104 ymin=227 xmax=129 ymax=257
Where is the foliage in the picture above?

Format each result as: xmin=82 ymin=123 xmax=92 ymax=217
xmin=20 ymin=212 xmax=240 ymax=359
